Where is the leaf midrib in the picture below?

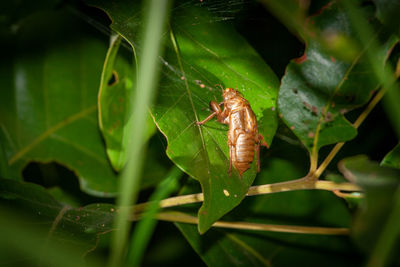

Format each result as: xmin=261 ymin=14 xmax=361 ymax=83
xmin=311 ymin=40 xmax=370 ymax=151
xmin=169 ymin=28 xmax=212 ymax=181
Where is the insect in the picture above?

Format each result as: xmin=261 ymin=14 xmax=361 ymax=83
xmin=197 ymin=87 xmax=268 ymax=176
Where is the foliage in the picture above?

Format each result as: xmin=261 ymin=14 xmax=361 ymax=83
xmin=0 ymin=0 xmax=399 ymax=266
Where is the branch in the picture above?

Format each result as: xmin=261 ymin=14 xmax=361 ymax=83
xmin=148 ymin=211 xmax=350 ymax=235
xmin=133 ymin=178 xmax=361 ymax=213
xmin=314 ymin=87 xmax=387 ymax=177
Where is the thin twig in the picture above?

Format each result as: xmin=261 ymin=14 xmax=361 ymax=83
xmin=132 ymin=179 xmax=361 ymax=213
xmin=150 ymin=211 xmax=349 ymax=235
xmin=314 ymin=88 xmax=387 ymax=177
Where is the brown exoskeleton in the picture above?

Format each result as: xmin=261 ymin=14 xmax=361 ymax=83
xmin=197 ymin=88 xmax=268 ymax=176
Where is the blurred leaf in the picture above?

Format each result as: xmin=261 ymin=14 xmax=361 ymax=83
xmin=373 ymin=0 xmax=400 ymax=36
xmin=0 ymin=209 xmax=96 ymax=267
xmin=47 ymin=186 xmax=81 ymax=207
xmin=339 ymin=155 xmax=400 ymax=266
xmin=260 ymin=0 xmax=309 ymax=39
xmin=278 ymin=2 xmax=396 ymax=152
xmin=139 ymin=135 xmax=171 ymax=189
xmin=97 ymin=34 xmax=155 ymax=171
xmin=0 ymin=177 xmax=116 ymax=261
xmin=381 ymin=142 xmax=400 ymax=168
xmin=325 ymin=173 xmax=363 ymax=209
xmin=0 ymin=11 xmax=118 ymax=196
xmin=0 ymin=0 xmax=61 ymax=35
xmin=177 ymin=158 xmax=357 ymax=266
xmin=86 ymin=0 xmax=280 ymax=233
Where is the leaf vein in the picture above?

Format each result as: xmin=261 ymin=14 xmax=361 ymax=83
xmin=51 ymin=134 xmax=108 ymax=164
xmin=8 ymin=105 xmax=97 ymax=165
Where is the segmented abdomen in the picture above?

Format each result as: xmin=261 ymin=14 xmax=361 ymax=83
xmin=234 ymin=133 xmax=256 ymax=175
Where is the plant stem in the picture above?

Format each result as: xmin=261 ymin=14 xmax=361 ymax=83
xmin=314 ymin=87 xmax=387 ymax=178
xmin=149 ymin=211 xmax=349 ymax=235
xmin=132 ymin=179 xmax=361 ymax=213
xmin=309 ymin=149 xmax=318 ymax=176
xmin=367 ymin=187 xmax=400 ymax=267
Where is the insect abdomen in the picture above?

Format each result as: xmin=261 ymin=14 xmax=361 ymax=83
xmin=234 ymin=133 xmax=256 ymax=175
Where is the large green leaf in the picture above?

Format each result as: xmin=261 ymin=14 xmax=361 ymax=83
xmin=0 ymin=177 xmax=115 ymax=264
xmin=86 ymin=0 xmax=279 ymax=233
xmin=177 ymin=158 xmax=357 ymax=266
xmin=0 ymin=11 xmax=118 ymax=196
xmin=339 ymin=155 xmax=400 ymax=266
xmin=278 ymin=2 xmax=397 ymax=152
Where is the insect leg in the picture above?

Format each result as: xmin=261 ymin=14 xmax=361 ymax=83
xmin=228 ymin=133 xmax=237 ymax=177
xmin=197 ymin=112 xmax=217 ymax=125
xmin=197 ymin=100 xmax=223 ymax=125
xmin=229 ymin=145 xmax=233 ymax=176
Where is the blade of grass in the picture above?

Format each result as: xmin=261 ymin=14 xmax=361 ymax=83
xmin=340 ymin=0 xmax=399 ymax=111
xmin=340 ymin=2 xmax=400 ymax=266
xmin=367 ymin=187 xmax=400 ymax=267
xmin=382 ymin=76 xmax=400 ymax=138
xmin=127 ymin=166 xmax=182 ymax=266
xmin=108 ymin=1 xmax=172 ymax=266
xmin=260 ymin=0 xmax=308 ymax=39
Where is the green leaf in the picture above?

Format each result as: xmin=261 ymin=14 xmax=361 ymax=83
xmin=381 ymin=142 xmax=400 ymax=168
xmin=86 ymin=0 xmax=279 ymax=233
xmin=338 ymin=155 xmax=400 ymax=266
xmin=97 ymin=34 xmax=156 ymax=171
xmin=177 ymin=159 xmax=356 ymax=266
xmin=0 ymin=177 xmax=116 ymax=262
xmin=278 ymin=2 xmax=396 ymax=152
xmin=0 ymin=11 xmax=118 ymax=196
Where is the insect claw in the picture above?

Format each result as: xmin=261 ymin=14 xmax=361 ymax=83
xmin=259 ymin=134 xmax=269 ymax=148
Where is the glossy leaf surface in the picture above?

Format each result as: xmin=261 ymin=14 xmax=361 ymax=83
xmin=86 ymin=0 xmax=279 ymax=233
xmin=278 ymin=3 xmax=396 ymax=152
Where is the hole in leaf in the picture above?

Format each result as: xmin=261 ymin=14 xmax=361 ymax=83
xmin=107 ymin=70 xmax=119 ymax=86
